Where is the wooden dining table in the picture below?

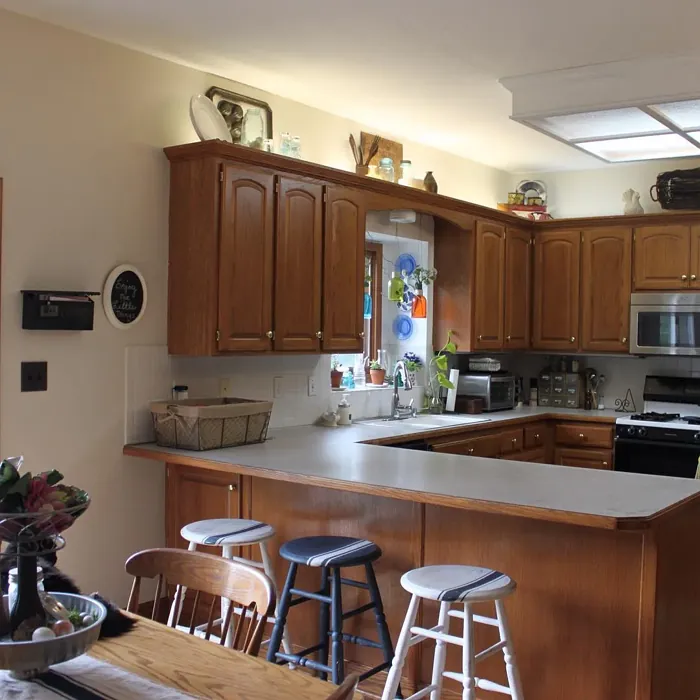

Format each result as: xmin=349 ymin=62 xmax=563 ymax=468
xmin=89 ymin=615 xmax=360 ymax=699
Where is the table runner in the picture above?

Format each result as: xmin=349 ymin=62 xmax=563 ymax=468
xmin=0 ymin=654 xmax=197 ymax=699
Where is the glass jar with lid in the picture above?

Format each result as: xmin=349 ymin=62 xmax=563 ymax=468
xmin=398 ymin=160 xmax=413 ymax=186
xmin=279 ymin=132 xmax=292 ymax=156
xmin=241 ymin=108 xmax=264 ymax=149
xmin=377 ymin=157 xmax=395 ymax=182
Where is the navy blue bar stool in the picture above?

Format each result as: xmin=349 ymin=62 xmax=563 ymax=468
xmin=266 ymin=535 xmax=399 ymax=692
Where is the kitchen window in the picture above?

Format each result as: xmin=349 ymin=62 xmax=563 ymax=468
xmin=364 ymin=242 xmax=382 ymax=362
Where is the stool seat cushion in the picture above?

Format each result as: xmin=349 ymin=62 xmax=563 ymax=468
xmin=181 ymin=519 xmax=274 ymax=546
xmin=280 ymin=536 xmax=381 ymax=567
xmin=401 ymin=565 xmax=515 ymax=602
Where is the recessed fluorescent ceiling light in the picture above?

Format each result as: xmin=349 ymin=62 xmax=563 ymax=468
xmin=578 ymin=133 xmax=700 ymax=162
xmin=652 ymin=99 xmax=700 ymax=131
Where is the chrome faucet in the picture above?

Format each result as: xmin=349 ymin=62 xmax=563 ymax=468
xmin=392 ymin=361 xmax=415 ymax=419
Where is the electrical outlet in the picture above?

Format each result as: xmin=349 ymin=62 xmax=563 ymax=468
xmin=219 ymin=378 xmax=233 ymax=397
xmin=21 ymin=361 xmax=47 ymax=392
xmin=273 ymin=376 xmax=284 ymax=399
xmin=308 ymin=376 xmax=317 ymax=397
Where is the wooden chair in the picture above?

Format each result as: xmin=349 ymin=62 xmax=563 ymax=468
xmin=126 ymin=547 xmax=275 ymax=656
xmin=326 ymin=673 xmax=360 ymax=700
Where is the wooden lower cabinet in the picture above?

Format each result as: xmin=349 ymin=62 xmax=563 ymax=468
xmin=518 ymin=447 xmax=548 ymax=463
xmin=499 ymin=427 xmax=524 ymax=456
xmin=554 ymin=422 xmax=613 ymax=449
xmin=554 ymin=447 xmax=613 ymax=470
xmin=432 ymin=432 xmax=501 ymax=457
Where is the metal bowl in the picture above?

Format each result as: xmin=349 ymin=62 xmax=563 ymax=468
xmin=0 ymin=593 xmax=107 ymax=679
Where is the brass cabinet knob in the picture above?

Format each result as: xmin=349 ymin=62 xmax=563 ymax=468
xmin=603 ymin=462 xmax=609 ymax=467
xmin=570 ymin=336 xmax=576 ymax=343
xmin=315 ymin=331 xmax=323 ymax=339
xmin=266 ymin=330 xmax=274 ymax=339
xmin=579 ymin=433 xmax=585 ymax=439
xmin=478 ymin=335 xmax=483 ymax=341
xmin=468 ymin=447 xmax=474 ymax=455
xmin=512 ymin=438 xmax=517 ymax=444
xmin=693 ymin=275 xmax=697 ymax=281
xmin=622 ymin=337 xmax=628 ymax=343
xmin=228 ymin=484 xmax=237 ymax=491
xmin=506 ymin=335 xmax=512 ymax=341
xmin=359 ymin=331 xmax=365 ymax=338
xmin=535 ymin=433 xmax=540 ymax=440
xmin=682 ymin=274 xmax=688 ymax=281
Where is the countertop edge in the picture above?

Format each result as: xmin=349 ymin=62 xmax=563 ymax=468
xmin=123 ymin=443 xmax=655 ymax=531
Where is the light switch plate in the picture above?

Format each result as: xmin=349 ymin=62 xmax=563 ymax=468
xmin=308 ymin=376 xmax=317 ymax=397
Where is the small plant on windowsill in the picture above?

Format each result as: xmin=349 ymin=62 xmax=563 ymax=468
xmin=330 ymin=357 xmax=343 ymax=389
xmin=427 ymin=330 xmax=457 ymax=413
xmin=369 ymin=360 xmax=386 ymax=386
xmin=403 ymin=352 xmax=423 ymax=386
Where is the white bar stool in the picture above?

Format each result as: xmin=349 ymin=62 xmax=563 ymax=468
xmin=169 ymin=518 xmax=291 ymax=655
xmin=381 ymin=565 xmax=524 ymax=700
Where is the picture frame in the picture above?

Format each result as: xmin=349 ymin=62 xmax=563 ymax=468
xmin=103 ymin=264 xmax=147 ymax=329
xmin=205 ymin=86 xmax=273 ymax=145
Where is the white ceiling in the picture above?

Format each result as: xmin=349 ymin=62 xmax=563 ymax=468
xmin=4 ymin=0 xmax=700 ymax=172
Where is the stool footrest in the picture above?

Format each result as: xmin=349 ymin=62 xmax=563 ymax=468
xmin=341 ymin=632 xmax=382 ymax=649
xmin=275 ymin=652 xmax=329 ymax=674
xmin=357 ymin=661 xmax=391 ymax=681
xmin=403 ymin=685 xmax=437 ymax=700
xmin=449 ymin=609 xmax=499 ymax=627
xmin=475 ymin=640 xmax=507 ymax=663
xmin=443 ymin=672 xmax=513 ymax=696
xmin=339 ymin=577 xmax=369 ymax=590
xmin=410 ymin=625 xmax=463 ymax=648
xmin=289 ymin=588 xmax=332 ymax=605
xmin=341 ymin=602 xmax=376 ymax=620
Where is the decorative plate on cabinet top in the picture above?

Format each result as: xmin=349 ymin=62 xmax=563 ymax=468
xmin=189 ymin=94 xmax=233 ymax=143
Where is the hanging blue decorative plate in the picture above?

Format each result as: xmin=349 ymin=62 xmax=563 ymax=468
xmin=393 ymin=314 xmax=414 ymax=340
xmin=395 ymin=253 xmax=417 ymax=277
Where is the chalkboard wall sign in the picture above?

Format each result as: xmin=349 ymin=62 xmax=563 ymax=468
xmin=103 ymin=264 xmax=147 ymax=329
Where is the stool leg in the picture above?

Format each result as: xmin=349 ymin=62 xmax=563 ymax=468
xmin=168 ymin=541 xmax=197 ymax=627
xmin=317 ymin=567 xmax=330 ymax=681
xmin=259 ymin=541 xmax=292 ymax=656
xmin=495 ymin=599 xmax=524 ymax=700
xmin=461 ymin=603 xmax=476 ymax=700
xmin=330 ymin=567 xmax=345 ymax=685
xmin=430 ymin=602 xmax=450 ymax=700
xmin=267 ymin=562 xmax=297 ymax=663
xmin=222 ymin=545 xmax=235 ymax=647
xmin=380 ymin=594 xmax=418 ymax=700
xmin=365 ymin=563 xmax=401 ymax=698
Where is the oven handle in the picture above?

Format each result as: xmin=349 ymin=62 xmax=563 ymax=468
xmin=615 ymin=436 xmax=700 ymax=451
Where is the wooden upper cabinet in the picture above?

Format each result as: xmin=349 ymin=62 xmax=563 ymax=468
xmin=274 ymin=177 xmax=323 ymax=352
xmin=504 ymin=228 xmax=532 ymax=350
xmin=580 ymin=228 xmax=632 ymax=353
xmin=218 ymin=165 xmax=275 ymax=352
xmin=473 ymin=221 xmax=505 ymax=350
xmin=322 ymin=187 xmax=366 ymax=352
xmin=633 ymin=225 xmax=690 ymax=290
xmin=691 ymin=225 xmax=700 ymax=289
xmin=532 ymin=230 xmax=580 ymax=351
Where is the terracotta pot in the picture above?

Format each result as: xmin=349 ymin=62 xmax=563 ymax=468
xmin=370 ymin=369 xmax=386 ymax=386
xmin=330 ymin=370 xmax=343 ymax=389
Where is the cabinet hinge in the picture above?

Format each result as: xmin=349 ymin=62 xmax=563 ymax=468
xmin=275 ymin=181 xmax=280 ymax=194
xmin=323 ymin=191 xmax=328 ymax=203
xmin=219 ymin=168 xmax=224 ymax=182
xmin=216 ymin=329 xmax=220 ymax=342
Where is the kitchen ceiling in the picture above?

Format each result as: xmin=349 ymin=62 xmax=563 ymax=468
xmin=4 ymin=0 xmax=700 ymax=172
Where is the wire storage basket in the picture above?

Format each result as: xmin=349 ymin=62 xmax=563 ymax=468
xmin=651 ymin=167 xmax=700 ymax=210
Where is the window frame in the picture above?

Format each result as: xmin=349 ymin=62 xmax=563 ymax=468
xmin=364 ymin=242 xmax=383 ymax=362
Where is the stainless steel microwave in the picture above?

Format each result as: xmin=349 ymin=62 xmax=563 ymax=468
xmin=630 ymin=292 xmax=700 ymax=356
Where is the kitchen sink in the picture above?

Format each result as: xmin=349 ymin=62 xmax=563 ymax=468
xmin=359 ymin=414 xmax=491 ymax=429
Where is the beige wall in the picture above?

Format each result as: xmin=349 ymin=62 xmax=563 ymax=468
xmin=0 ymin=9 xmax=508 ymax=600
xmin=512 ymin=157 xmax=700 ymax=218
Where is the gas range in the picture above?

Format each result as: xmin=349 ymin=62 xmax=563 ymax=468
xmin=614 ymin=376 xmax=700 ymax=477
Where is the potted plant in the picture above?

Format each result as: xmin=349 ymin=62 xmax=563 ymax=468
xmin=330 ymin=358 xmax=343 ymax=389
xmin=409 ymin=266 xmax=437 ymax=318
xmin=427 ymin=330 xmax=457 ymax=413
xmin=403 ymin=352 xmax=423 ymax=386
xmin=369 ymin=360 xmax=386 ymax=386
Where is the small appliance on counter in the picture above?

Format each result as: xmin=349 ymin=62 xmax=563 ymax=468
xmin=615 ymin=375 xmax=700 ymax=478
xmin=456 ymin=372 xmax=515 ymax=413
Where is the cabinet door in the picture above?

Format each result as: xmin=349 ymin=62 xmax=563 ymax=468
xmin=504 ymin=227 xmax=532 ymax=349
xmin=322 ymin=187 xmax=366 ymax=352
xmin=518 ymin=447 xmax=547 ymax=463
xmin=431 ymin=432 xmax=501 ymax=457
xmin=166 ymin=465 xmax=241 ymax=552
xmin=580 ymin=228 xmax=632 ymax=353
xmin=554 ymin=448 xmax=613 ymax=470
xmin=275 ymin=177 xmax=323 ymax=352
xmin=499 ymin=427 xmax=524 ymax=456
xmin=633 ymin=225 xmax=690 ymax=290
xmin=473 ymin=221 xmax=505 ymax=350
xmin=691 ymin=225 xmax=700 ymax=289
xmin=218 ymin=165 xmax=275 ymax=352
xmin=532 ymin=230 xmax=581 ymax=351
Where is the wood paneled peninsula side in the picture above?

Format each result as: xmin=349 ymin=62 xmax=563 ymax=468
xmin=125 ymin=409 xmax=700 ymax=700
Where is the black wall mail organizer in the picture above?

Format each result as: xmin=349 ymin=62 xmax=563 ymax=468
xmin=21 ymin=290 xmax=100 ymax=331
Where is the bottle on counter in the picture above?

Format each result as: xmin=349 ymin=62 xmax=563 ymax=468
xmin=529 ymin=378 xmax=538 ymax=406
xmin=337 ymin=394 xmax=352 ymax=426
xmin=172 ymin=385 xmax=189 ymax=400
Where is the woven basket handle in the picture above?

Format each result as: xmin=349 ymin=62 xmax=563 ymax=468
xmin=650 ymin=184 xmax=659 ymax=202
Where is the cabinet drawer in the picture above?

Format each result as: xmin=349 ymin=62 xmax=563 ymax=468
xmin=554 ymin=447 xmax=613 ymax=470
xmin=432 ymin=433 xmax=501 ymax=457
xmin=555 ymin=423 xmax=613 ymax=449
xmin=524 ymin=424 xmax=548 ymax=449
xmin=518 ymin=447 xmax=548 ymax=463
xmin=499 ymin=427 xmax=524 ymax=455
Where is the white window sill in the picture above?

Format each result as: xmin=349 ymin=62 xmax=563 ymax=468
xmin=331 ymin=384 xmax=424 ymax=394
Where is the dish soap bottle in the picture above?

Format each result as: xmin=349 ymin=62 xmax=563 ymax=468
xmin=337 ymin=394 xmax=352 ymax=426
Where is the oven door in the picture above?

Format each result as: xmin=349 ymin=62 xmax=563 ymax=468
xmin=630 ymin=293 xmax=700 ymax=356
xmin=614 ymin=437 xmax=699 ymax=478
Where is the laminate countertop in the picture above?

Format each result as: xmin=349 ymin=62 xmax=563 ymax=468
xmin=124 ymin=406 xmax=700 ymax=530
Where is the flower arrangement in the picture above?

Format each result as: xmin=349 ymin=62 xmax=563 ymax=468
xmin=402 ymin=352 xmax=423 ymax=372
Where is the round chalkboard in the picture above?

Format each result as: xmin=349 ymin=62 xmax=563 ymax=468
xmin=103 ymin=265 xmax=147 ymax=328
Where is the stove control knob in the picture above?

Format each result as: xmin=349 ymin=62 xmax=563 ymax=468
xmin=637 ymin=427 xmax=648 ymax=438
xmin=694 ymin=432 xmax=700 ymax=443
xmin=625 ymin=426 xmax=637 ymax=437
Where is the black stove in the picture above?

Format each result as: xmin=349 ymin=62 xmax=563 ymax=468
xmin=628 ymin=412 xmax=681 ymax=422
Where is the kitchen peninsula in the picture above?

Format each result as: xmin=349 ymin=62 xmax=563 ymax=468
xmin=125 ymin=409 xmax=700 ymax=700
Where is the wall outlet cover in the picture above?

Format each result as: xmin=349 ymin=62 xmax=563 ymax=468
xmin=21 ymin=361 xmax=47 ymax=392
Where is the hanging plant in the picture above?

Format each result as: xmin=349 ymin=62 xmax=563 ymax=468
xmin=409 ymin=266 xmax=437 ymax=290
